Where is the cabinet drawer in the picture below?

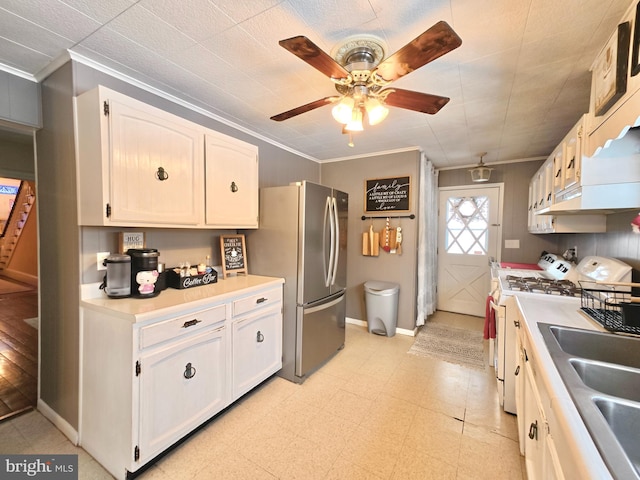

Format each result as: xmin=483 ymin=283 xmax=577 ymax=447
xmin=232 ymin=287 xmax=282 ymax=318
xmin=139 ymin=305 xmax=227 ymax=349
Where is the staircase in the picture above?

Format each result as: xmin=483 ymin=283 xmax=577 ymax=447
xmin=0 ymin=182 xmax=35 ymax=270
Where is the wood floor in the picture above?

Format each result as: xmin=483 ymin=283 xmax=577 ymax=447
xmin=0 ymin=280 xmax=38 ymax=421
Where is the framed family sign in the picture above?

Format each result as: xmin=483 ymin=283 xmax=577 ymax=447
xmin=364 ymin=176 xmax=411 ymax=213
xmin=592 ymin=21 xmax=631 ymax=116
xmin=220 ymin=234 xmax=247 ymax=278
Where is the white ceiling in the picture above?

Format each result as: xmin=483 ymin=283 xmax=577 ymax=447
xmin=0 ymin=0 xmax=633 ymax=167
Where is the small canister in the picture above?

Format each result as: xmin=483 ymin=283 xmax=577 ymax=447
xmin=127 ymin=248 xmax=160 ymax=297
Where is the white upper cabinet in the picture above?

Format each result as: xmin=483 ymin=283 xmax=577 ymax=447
xmin=205 ymin=131 xmax=259 ymax=229
xmin=76 ymin=86 xmax=260 ymax=229
xmin=76 ymin=86 xmax=205 ymax=227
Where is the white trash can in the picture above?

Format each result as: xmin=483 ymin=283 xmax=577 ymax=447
xmin=364 ymin=281 xmax=400 ymax=337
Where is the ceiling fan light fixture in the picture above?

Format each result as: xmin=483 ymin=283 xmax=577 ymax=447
xmin=469 ymin=153 xmax=493 ymax=182
xmin=331 ymin=97 xmax=355 ymax=124
xmin=365 ymin=97 xmax=389 ymax=125
xmin=344 ymin=107 xmax=364 ymax=132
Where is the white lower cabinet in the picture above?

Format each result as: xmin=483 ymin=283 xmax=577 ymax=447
xmin=138 ymin=325 xmax=228 ymax=465
xmin=232 ymin=306 xmax=282 ymax=400
xmin=517 ymin=327 xmax=565 ymax=480
xmin=80 ymin=282 xmax=282 ymax=480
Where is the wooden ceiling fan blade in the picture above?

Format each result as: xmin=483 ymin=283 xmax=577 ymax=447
xmin=270 ymin=96 xmax=339 ymax=122
xmin=374 ymin=21 xmax=462 ymax=82
xmin=384 ymin=89 xmax=450 ymax=114
xmin=279 ymin=36 xmax=350 ymax=80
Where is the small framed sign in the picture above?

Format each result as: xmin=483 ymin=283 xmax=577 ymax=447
xmin=119 ymin=232 xmax=145 ymax=253
xmin=220 ymin=234 xmax=248 ymax=278
xmin=365 ymin=176 xmax=411 ymax=213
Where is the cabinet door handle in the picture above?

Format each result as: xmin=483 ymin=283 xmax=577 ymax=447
xmin=183 ymin=362 xmax=196 ymax=379
xmin=182 ymin=319 xmax=202 ymax=328
xmin=514 ymin=320 xmax=520 ymax=328
xmin=230 ymin=181 xmax=238 ymax=192
xmin=514 ymin=365 xmax=520 ymax=376
xmin=156 ymin=166 xmax=169 ymax=181
xmin=528 ymin=420 xmax=538 ymax=440
xmin=256 ymin=297 xmax=267 ymax=304
xmin=256 ymin=331 xmax=264 ymax=343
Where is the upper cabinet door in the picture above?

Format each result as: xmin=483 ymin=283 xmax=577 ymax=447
xmin=205 ymin=132 xmax=259 ymax=228
xmin=76 ymin=85 xmax=204 ymax=228
xmin=109 ymin=99 xmax=204 ymax=225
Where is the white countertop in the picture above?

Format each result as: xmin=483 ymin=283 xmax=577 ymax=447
xmin=81 ymin=274 xmax=284 ymax=323
xmin=515 ymin=294 xmax=613 ymax=480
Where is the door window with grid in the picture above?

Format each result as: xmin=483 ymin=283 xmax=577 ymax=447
xmin=444 ymin=195 xmax=489 ymax=255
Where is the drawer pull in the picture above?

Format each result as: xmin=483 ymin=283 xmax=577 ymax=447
xmin=182 ymin=319 xmax=202 ymax=328
xmin=514 ymin=365 xmax=520 ymax=376
xmin=528 ymin=420 xmax=538 ymax=440
xmin=256 ymin=331 xmax=264 ymax=343
xmin=256 ymin=297 xmax=267 ymax=304
xmin=183 ymin=362 xmax=196 ymax=379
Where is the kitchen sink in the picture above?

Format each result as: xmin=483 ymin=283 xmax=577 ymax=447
xmin=594 ymin=398 xmax=640 ymax=476
xmin=539 ymin=323 xmax=640 ymax=480
xmin=548 ymin=324 xmax=640 ymax=368
xmin=570 ymin=358 xmax=640 ymax=402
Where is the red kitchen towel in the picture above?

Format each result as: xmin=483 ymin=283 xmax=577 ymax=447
xmin=484 ymin=295 xmax=496 ymax=340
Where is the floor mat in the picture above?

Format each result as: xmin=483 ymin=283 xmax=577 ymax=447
xmin=0 ymin=278 xmax=33 ymax=295
xmin=408 ymin=321 xmax=485 ymax=370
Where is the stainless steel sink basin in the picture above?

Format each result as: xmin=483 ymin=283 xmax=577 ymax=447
xmin=539 ymin=323 xmax=640 ymax=480
xmin=570 ymin=358 xmax=640 ymax=402
xmin=594 ymin=398 xmax=640 ymax=476
xmin=548 ymin=324 xmax=640 ymax=368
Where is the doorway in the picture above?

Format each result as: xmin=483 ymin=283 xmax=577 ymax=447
xmin=437 ymin=184 xmax=503 ymax=317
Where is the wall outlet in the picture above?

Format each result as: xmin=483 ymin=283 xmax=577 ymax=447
xmin=96 ymin=252 xmax=110 ymax=271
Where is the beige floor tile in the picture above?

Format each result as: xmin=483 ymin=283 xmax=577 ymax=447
xmin=0 ymin=314 xmax=526 ymax=480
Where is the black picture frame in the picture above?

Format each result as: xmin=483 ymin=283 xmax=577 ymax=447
xmin=632 ymin=2 xmax=640 ymax=76
xmin=364 ymin=176 xmax=411 ymax=213
xmin=593 ymin=21 xmax=631 ymax=116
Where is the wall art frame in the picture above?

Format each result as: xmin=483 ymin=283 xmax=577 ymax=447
xmin=593 ymin=21 xmax=631 ymax=116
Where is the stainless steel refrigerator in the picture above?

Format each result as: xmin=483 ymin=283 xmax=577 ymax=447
xmin=245 ymin=181 xmax=348 ymax=383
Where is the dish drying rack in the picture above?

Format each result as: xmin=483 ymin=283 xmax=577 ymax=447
xmin=579 ymin=281 xmax=640 ymax=335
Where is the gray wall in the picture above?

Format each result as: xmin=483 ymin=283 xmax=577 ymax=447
xmin=321 ymin=150 xmax=420 ymax=331
xmin=0 ymin=71 xmax=41 ymax=128
xmin=37 ymin=62 xmax=80 ymax=425
xmin=439 ymin=160 xmax=561 ymax=263
xmin=558 ymin=211 xmax=640 ymax=279
xmin=0 ymin=134 xmax=34 ymax=180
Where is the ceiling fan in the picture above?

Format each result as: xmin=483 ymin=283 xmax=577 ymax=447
xmin=270 ymin=21 xmax=462 ymax=134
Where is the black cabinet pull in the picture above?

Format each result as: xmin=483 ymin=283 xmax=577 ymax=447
xmin=256 ymin=331 xmax=264 ymax=343
xmin=528 ymin=421 xmax=538 ymax=440
xmin=156 ymin=166 xmax=169 ymax=181
xmin=230 ymin=181 xmax=238 ymax=192
xmin=514 ymin=365 xmax=520 ymax=376
xmin=182 ymin=319 xmax=201 ymax=328
xmin=256 ymin=297 xmax=267 ymax=304
xmin=184 ymin=362 xmax=196 ymax=379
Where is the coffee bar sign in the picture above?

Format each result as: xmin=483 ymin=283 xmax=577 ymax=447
xmin=365 ymin=176 xmax=411 ymax=213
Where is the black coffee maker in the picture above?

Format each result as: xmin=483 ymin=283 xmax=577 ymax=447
xmin=127 ymin=248 xmax=161 ymax=298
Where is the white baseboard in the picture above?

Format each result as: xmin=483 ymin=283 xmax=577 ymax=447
xmin=1 ymin=269 xmax=38 ymax=286
xmin=346 ymin=317 xmax=417 ymax=337
xmin=37 ymin=399 xmax=79 ymax=446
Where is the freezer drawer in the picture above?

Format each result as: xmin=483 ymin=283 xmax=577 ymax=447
xmin=296 ymin=291 xmax=345 ymax=378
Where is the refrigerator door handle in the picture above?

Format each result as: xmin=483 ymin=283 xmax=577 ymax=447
xmin=324 ymin=195 xmax=335 ymax=287
xmin=330 ymin=196 xmax=339 ymax=286
xmin=304 ymin=291 xmax=344 ymax=313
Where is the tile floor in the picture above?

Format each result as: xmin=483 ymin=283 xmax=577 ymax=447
xmin=0 ymin=311 xmax=525 ymax=479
